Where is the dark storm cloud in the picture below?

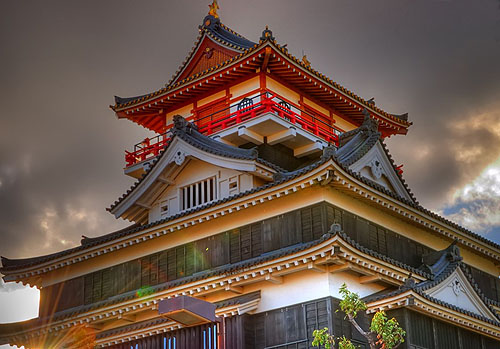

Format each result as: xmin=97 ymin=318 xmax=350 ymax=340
xmin=1 ymin=0 xmax=500 ymax=264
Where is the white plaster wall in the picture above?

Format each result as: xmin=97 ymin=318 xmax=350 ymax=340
xmin=432 ymin=286 xmax=479 ymax=314
xmin=246 ymin=270 xmax=386 ymax=314
xmin=252 ymin=271 xmax=330 ymax=313
xmin=229 ymin=76 xmax=260 ymax=99
xmin=267 ymin=77 xmax=300 ymax=104
xmin=149 ymin=159 xmax=255 ymax=223
xmin=328 ymin=272 xmax=386 ymax=299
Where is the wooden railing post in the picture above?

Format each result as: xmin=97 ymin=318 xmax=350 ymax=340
xmin=125 ymin=91 xmax=342 ymax=167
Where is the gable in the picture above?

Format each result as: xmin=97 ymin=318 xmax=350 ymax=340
xmin=425 ymin=268 xmax=498 ymax=321
xmin=175 ymin=35 xmax=239 ymax=83
xmin=110 ymin=128 xmax=276 ymax=223
xmin=349 ymin=142 xmax=412 ymax=201
xmin=148 ymin=159 xmax=254 ymax=223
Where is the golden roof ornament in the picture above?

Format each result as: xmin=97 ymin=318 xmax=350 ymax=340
xmin=208 ymin=0 xmax=219 ymax=18
xmin=302 ymin=54 xmax=311 ymax=68
xmin=260 ymin=25 xmax=275 ymax=42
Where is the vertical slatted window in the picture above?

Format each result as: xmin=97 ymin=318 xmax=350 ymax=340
xmin=460 ymin=328 xmax=481 ymax=348
xmin=181 ymin=177 xmax=216 ymax=211
xmin=167 ymin=249 xmax=176 ymax=281
xmin=176 ymin=246 xmax=185 ymax=278
xmin=185 ymin=243 xmax=195 ymax=277
xmin=248 ymin=298 xmax=330 ymax=348
xmin=84 ymin=274 xmax=93 ymax=305
xmin=250 ymin=223 xmax=262 ymax=257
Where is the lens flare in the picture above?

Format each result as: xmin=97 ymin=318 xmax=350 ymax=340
xmin=136 ymin=285 xmax=154 ymax=298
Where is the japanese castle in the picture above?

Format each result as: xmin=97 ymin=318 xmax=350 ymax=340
xmin=1 ymin=2 xmax=499 ymax=348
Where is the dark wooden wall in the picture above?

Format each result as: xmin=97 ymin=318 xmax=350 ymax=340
xmin=244 ymin=297 xmax=370 ymax=349
xmin=100 ymin=299 xmax=500 ymax=349
xmin=387 ymin=308 xmax=499 ymax=349
xmin=39 ymin=201 xmax=500 ymax=316
xmin=240 ymin=143 xmax=307 ymax=171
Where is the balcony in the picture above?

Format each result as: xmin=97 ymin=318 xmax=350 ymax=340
xmin=124 ymin=91 xmax=342 ymax=176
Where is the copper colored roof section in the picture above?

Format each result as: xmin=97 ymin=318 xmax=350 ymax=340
xmin=170 ymin=15 xmax=256 ymax=85
xmin=158 ymin=295 xmax=217 ymax=326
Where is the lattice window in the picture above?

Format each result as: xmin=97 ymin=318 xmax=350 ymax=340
xmin=237 ymin=97 xmax=254 ymax=111
xmin=278 ymin=100 xmax=292 ymax=121
xmin=181 ymin=177 xmax=217 ymax=211
xmin=278 ymin=100 xmax=291 ymax=110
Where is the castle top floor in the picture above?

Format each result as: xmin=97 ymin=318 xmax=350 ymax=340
xmin=110 ymin=11 xmax=411 ymax=177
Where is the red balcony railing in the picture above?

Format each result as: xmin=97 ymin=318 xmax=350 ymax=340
xmin=125 ymin=91 xmax=342 ymax=167
xmin=125 ymin=133 xmax=171 ymax=167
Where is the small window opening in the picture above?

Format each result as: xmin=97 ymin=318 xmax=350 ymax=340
xmin=181 ymin=176 xmax=217 ymax=211
xmin=237 ymin=97 xmax=254 ymax=111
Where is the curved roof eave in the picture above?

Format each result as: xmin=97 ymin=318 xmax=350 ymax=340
xmin=3 ymin=150 xmax=500 ymax=277
xmin=112 ymin=36 xmax=411 ymax=134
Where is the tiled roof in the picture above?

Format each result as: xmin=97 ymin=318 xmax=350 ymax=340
xmin=172 ymin=115 xmax=259 ymax=160
xmin=200 ymin=15 xmax=255 ymax=51
xmin=0 ymin=223 xmax=139 ymax=271
xmin=112 ymin=42 xmax=258 ymax=110
xmin=265 ymin=40 xmax=412 ymax=128
xmin=107 ymin=116 xmax=283 ymax=213
xmin=336 ymin=110 xmax=382 ymax=167
xmin=112 ymin=26 xmax=411 ymax=133
xmin=113 ymin=15 xmax=256 ymax=109
xmin=0 ymin=291 xmax=261 ymax=343
xmin=95 ymin=291 xmax=261 ymax=340
xmin=2 ymin=120 xmax=500 ymax=273
xmin=2 ymin=231 xmax=428 ymax=328
xmin=364 ymin=244 xmax=500 ymax=325
xmin=23 ymin=236 xmax=333 ymax=325
xmin=336 ymin=231 xmax=430 ymax=279
xmin=331 ymin=150 xmax=500 ymax=251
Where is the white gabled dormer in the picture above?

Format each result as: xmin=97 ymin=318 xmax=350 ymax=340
xmin=335 ymin=110 xmax=414 ymax=202
xmin=108 ymin=116 xmax=277 ymax=224
xmin=425 ymin=267 xmax=498 ymax=321
xmin=148 ymin=159 xmax=256 ymax=223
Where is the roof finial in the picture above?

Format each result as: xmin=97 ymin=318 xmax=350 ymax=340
xmin=208 ymin=0 xmax=219 ymax=19
xmin=301 ymin=53 xmax=311 ymax=68
xmin=260 ymin=25 xmax=275 ymax=42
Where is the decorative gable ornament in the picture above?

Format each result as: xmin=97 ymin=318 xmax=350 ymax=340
xmin=174 ymin=150 xmax=186 ymax=166
xmin=425 ymin=267 xmax=498 ymax=321
xmin=369 ymin=158 xmax=383 ymax=179
xmin=349 ymin=142 xmax=413 ymax=201
xmin=449 ymin=276 xmax=465 ymax=296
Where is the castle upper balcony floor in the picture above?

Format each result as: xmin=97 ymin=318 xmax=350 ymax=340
xmin=124 ymin=90 xmax=343 ymax=178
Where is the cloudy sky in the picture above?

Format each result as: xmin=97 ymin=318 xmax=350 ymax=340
xmin=1 ymin=0 xmax=500 ymax=344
